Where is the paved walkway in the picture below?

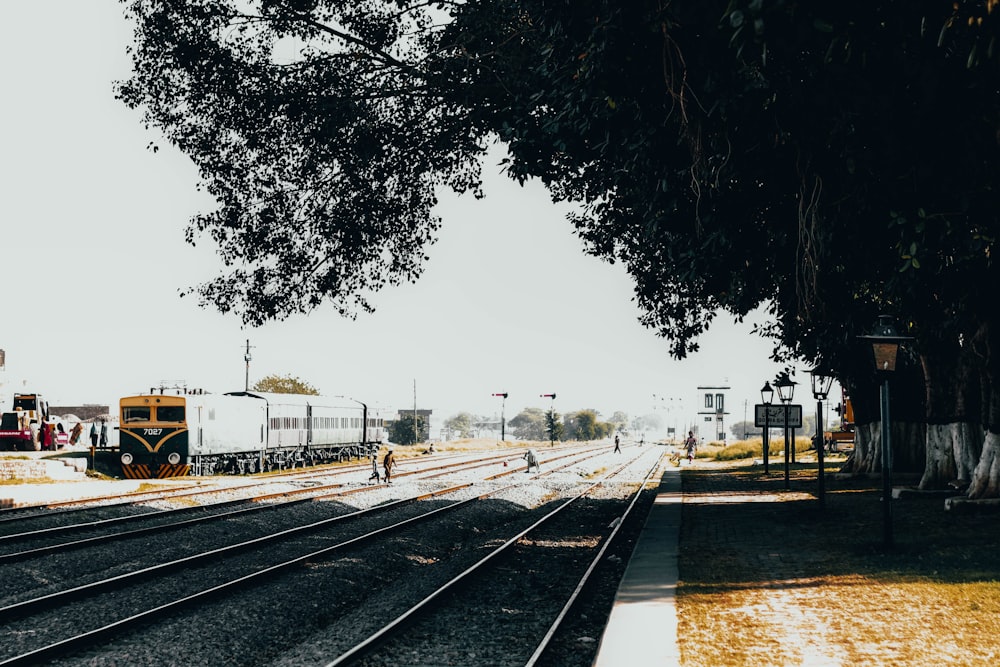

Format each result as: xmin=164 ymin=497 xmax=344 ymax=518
xmin=594 ymin=464 xmax=682 ymax=666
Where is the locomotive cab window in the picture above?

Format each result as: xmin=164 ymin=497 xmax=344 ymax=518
xmin=123 ymin=406 xmax=151 ymax=423
xmin=156 ymin=406 xmax=185 ymax=423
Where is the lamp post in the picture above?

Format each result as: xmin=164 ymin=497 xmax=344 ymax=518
xmin=810 ymin=367 xmax=834 ymax=509
xmin=492 ymin=392 xmax=508 ymax=442
xmin=859 ymin=314 xmax=913 ymax=548
xmin=775 ymin=374 xmax=796 ymax=490
xmin=760 ymin=382 xmax=774 ymax=475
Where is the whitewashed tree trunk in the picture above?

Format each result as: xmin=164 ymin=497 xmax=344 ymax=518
xmin=968 ymin=431 xmax=1000 ymax=499
xmin=843 ymin=422 xmax=880 ymax=473
xmin=919 ymin=422 xmax=982 ymax=490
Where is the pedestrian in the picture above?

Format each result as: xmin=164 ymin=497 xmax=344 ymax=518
xmin=99 ymin=420 xmax=108 ymax=448
xmin=28 ymin=420 xmax=40 ymax=451
xmin=383 ymin=447 xmax=396 ymax=485
xmin=89 ymin=422 xmax=98 ymax=448
xmin=368 ymin=450 xmax=381 ymax=483
xmin=70 ymin=422 xmax=83 ymax=446
xmin=684 ymin=431 xmax=697 ymax=464
xmin=39 ymin=423 xmax=50 ymax=451
xmin=523 ymin=449 xmax=539 ymax=472
xmin=613 ymin=435 xmax=621 ymax=453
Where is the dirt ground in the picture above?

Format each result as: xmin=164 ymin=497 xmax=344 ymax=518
xmin=676 ymin=461 xmax=1000 ymax=667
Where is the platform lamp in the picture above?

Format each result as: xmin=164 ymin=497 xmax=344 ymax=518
xmin=774 ymin=374 xmax=796 ymax=489
xmin=760 ymin=382 xmax=774 ymax=475
xmin=859 ymin=314 xmax=914 ymax=548
xmin=810 ymin=367 xmax=834 ymax=508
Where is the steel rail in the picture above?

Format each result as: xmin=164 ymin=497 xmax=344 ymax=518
xmin=0 ymin=449 xmax=590 ymax=560
xmin=525 ymin=451 xmax=666 ymax=666
xmin=323 ymin=450 xmax=651 ymax=667
xmin=0 ymin=447 xmax=615 ymax=665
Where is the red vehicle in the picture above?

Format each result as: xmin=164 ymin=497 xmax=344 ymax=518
xmin=0 ymin=393 xmax=51 ymax=451
xmin=0 ymin=411 xmax=37 ymax=450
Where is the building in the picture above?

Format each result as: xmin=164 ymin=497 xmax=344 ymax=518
xmin=696 ymin=385 xmax=730 ymax=442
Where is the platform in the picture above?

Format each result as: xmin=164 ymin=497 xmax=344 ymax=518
xmin=593 ymin=464 xmax=682 ymax=666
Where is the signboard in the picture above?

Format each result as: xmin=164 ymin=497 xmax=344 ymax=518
xmin=754 ymin=404 xmax=803 ymax=428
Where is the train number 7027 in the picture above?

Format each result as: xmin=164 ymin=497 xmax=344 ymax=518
xmin=142 ymin=428 xmax=164 ymax=436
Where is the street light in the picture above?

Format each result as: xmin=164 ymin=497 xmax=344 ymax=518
xmin=810 ymin=367 xmax=834 ymax=508
xmin=492 ymin=392 xmax=508 ymax=442
xmin=859 ymin=314 xmax=914 ymax=548
xmin=775 ymin=374 xmax=796 ymax=489
xmin=760 ymin=381 xmax=774 ymax=474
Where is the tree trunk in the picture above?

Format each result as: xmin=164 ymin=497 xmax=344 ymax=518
xmin=919 ymin=422 xmax=982 ymax=490
xmin=968 ymin=431 xmax=1000 ymax=498
xmin=842 ymin=420 xmax=924 ymax=474
xmin=967 ymin=322 xmax=1000 ymax=499
xmin=918 ymin=343 xmax=983 ymax=490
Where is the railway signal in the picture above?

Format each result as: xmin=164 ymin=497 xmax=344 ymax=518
xmin=492 ymin=392 xmax=508 ymax=442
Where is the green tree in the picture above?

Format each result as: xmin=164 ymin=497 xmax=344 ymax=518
xmin=566 ymin=410 xmax=599 ymax=441
xmin=120 ymin=2 xmax=1000 ymax=496
xmin=509 ymin=407 xmax=547 ymax=441
xmin=252 ymin=373 xmax=319 ymax=395
xmin=544 ymin=409 xmax=564 ymax=446
xmin=388 ymin=414 xmax=426 ymax=446
xmin=119 ymin=0 xmax=486 ymax=324
xmin=444 ymin=412 xmax=474 ymax=439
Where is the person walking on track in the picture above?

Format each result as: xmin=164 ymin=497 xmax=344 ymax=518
xmin=383 ymin=447 xmax=396 ymax=485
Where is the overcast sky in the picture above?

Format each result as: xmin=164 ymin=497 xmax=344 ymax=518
xmin=0 ymin=2 xmax=826 ymax=437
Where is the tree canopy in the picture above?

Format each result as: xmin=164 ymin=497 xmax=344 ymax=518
xmin=120 ymin=1 xmax=1000 ymax=496
xmin=252 ymin=373 xmax=319 ymax=394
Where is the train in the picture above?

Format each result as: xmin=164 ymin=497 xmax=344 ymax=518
xmin=118 ymin=390 xmax=385 ymax=479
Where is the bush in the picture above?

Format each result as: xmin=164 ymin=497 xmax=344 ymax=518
xmin=710 ymin=436 xmax=813 ymax=461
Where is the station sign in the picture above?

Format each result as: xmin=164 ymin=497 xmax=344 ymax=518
xmin=754 ymin=404 xmax=803 ymax=428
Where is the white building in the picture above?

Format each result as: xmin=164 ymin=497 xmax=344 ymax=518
xmin=696 ymin=385 xmax=730 ymax=442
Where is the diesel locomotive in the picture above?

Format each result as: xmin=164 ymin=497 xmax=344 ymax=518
xmin=118 ymin=390 xmax=384 ymax=479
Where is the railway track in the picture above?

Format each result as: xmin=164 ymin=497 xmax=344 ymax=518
xmin=0 ymin=448 xmax=544 ymax=531
xmin=0 ymin=444 xmax=660 ymax=666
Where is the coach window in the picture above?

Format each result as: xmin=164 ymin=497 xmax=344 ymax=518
xmin=157 ymin=406 xmax=185 ymax=423
xmin=123 ymin=406 xmax=151 ymax=423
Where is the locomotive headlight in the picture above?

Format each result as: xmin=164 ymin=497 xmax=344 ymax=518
xmin=167 ymin=452 xmax=181 ymax=465
xmin=121 ymin=453 xmax=134 ymax=465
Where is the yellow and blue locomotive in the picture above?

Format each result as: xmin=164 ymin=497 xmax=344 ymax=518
xmin=118 ymin=390 xmax=384 ymax=478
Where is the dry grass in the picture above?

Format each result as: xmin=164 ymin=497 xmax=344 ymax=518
xmin=677 ymin=462 xmax=1000 ymax=666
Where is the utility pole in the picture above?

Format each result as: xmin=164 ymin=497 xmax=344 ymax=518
xmin=413 ymin=378 xmax=418 ymax=445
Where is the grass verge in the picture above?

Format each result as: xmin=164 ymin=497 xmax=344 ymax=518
xmin=677 ymin=462 xmax=1000 ymax=666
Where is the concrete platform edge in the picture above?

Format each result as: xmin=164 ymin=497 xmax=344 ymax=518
xmin=593 ymin=465 xmax=681 ymax=666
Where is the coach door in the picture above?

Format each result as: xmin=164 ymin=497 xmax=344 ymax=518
xmin=306 ymin=404 xmax=313 ymax=446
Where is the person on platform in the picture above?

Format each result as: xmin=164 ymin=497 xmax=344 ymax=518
xmin=684 ymin=431 xmax=698 ymax=464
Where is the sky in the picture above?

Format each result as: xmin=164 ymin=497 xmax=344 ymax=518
xmin=0 ymin=2 xmax=827 ymax=438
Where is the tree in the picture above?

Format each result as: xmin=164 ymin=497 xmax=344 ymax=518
xmin=730 ymin=421 xmax=761 ymax=441
xmin=608 ymin=410 xmax=629 ymax=433
xmin=119 ymin=0 xmax=487 ymax=325
xmin=544 ymin=408 xmax=563 ymax=446
xmin=121 ymin=2 xmax=1000 ymax=496
xmin=252 ymin=373 xmax=318 ymax=395
xmin=444 ymin=412 xmax=474 ymax=439
xmin=388 ymin=414 xmax=426 ymax=446
xmin=509 ymin=407 xmax=546 ymax=441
